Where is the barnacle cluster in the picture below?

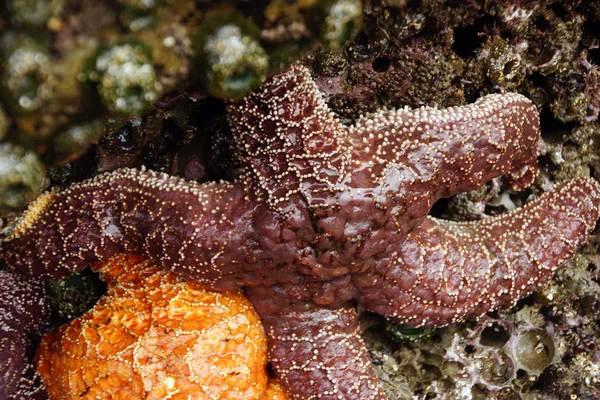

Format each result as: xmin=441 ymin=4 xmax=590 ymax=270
xmin=0 ymin=0 xmax=363 ymax=212
xmin=312 ymin=0 xmax=600 ymax=131
xmin=370 ymin=308 xmax=560 ymax=399
xmin=368 ymin=248 xmax=600 ymax=399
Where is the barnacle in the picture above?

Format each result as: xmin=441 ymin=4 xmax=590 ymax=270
xmin=0 ymin=2 xmax=600 ymax=399
xmin=0 ymin=32 xmax=57 ymax=115
xmin=85 ymin=42 xmax=161 ymax=115
xmin=309 ymin=0 xmax=363 ymax=50
xmin=0 ymin=143 xmax=45 ymax=212
xmin=193 ymin=9 xmax=268 ymax=99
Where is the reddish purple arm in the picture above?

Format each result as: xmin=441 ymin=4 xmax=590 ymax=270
xmin=247 ymin=287 xmax=387 ymax=400
xmin=357 ymin=178 xmax=600 ymax=327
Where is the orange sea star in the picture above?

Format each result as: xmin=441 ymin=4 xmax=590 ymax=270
xmin=36 ymin=254 xmax=288 ymax=400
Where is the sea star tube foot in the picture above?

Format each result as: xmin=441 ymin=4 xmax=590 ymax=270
xmin=2 ymin=64 xmax=600 ymax=400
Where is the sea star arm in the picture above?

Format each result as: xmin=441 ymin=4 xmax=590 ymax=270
xmin=0 ymin=271 xmax=49 ymax=399
xmin=247 ymin=287 xmax=388 ymax=400
xmin=227 ymin=63 xmax=349 ymax=214
xmin=0 ymin=168 xmax=257 ymax=288
xmin=227 ymin=64 xmax=546 ymax=276
xmin=348 ymin=92 xmax=540 ymax=198
xmin=355 ymin=178 xmax=600 ymax=328
xmin=228 ymin=63 xmax=540 ymax=216
xmin=344 ymin=92 xmax=540 ymax=242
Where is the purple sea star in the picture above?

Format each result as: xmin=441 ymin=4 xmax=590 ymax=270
xmin=2 ymin=64 xmax=600 ymax=399
xmin=0 ymin=270 xmax=49 ymax=400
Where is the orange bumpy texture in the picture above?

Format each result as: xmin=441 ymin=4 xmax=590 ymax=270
xmin=36 ymin=254 xmax=287 ymax=400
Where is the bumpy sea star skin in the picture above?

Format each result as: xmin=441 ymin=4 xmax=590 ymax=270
xmin=35 ymin=254 xmax=287 ymax=400
xmin=245 ymin=295 xmax=388 ymax=399
xmin=2 ymin=64 xmax=600 ymax=399
xmin=0 ymin=270 xmax=49 ymax=400
xmin=356 ymin=178 xmax=600 ymax=327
